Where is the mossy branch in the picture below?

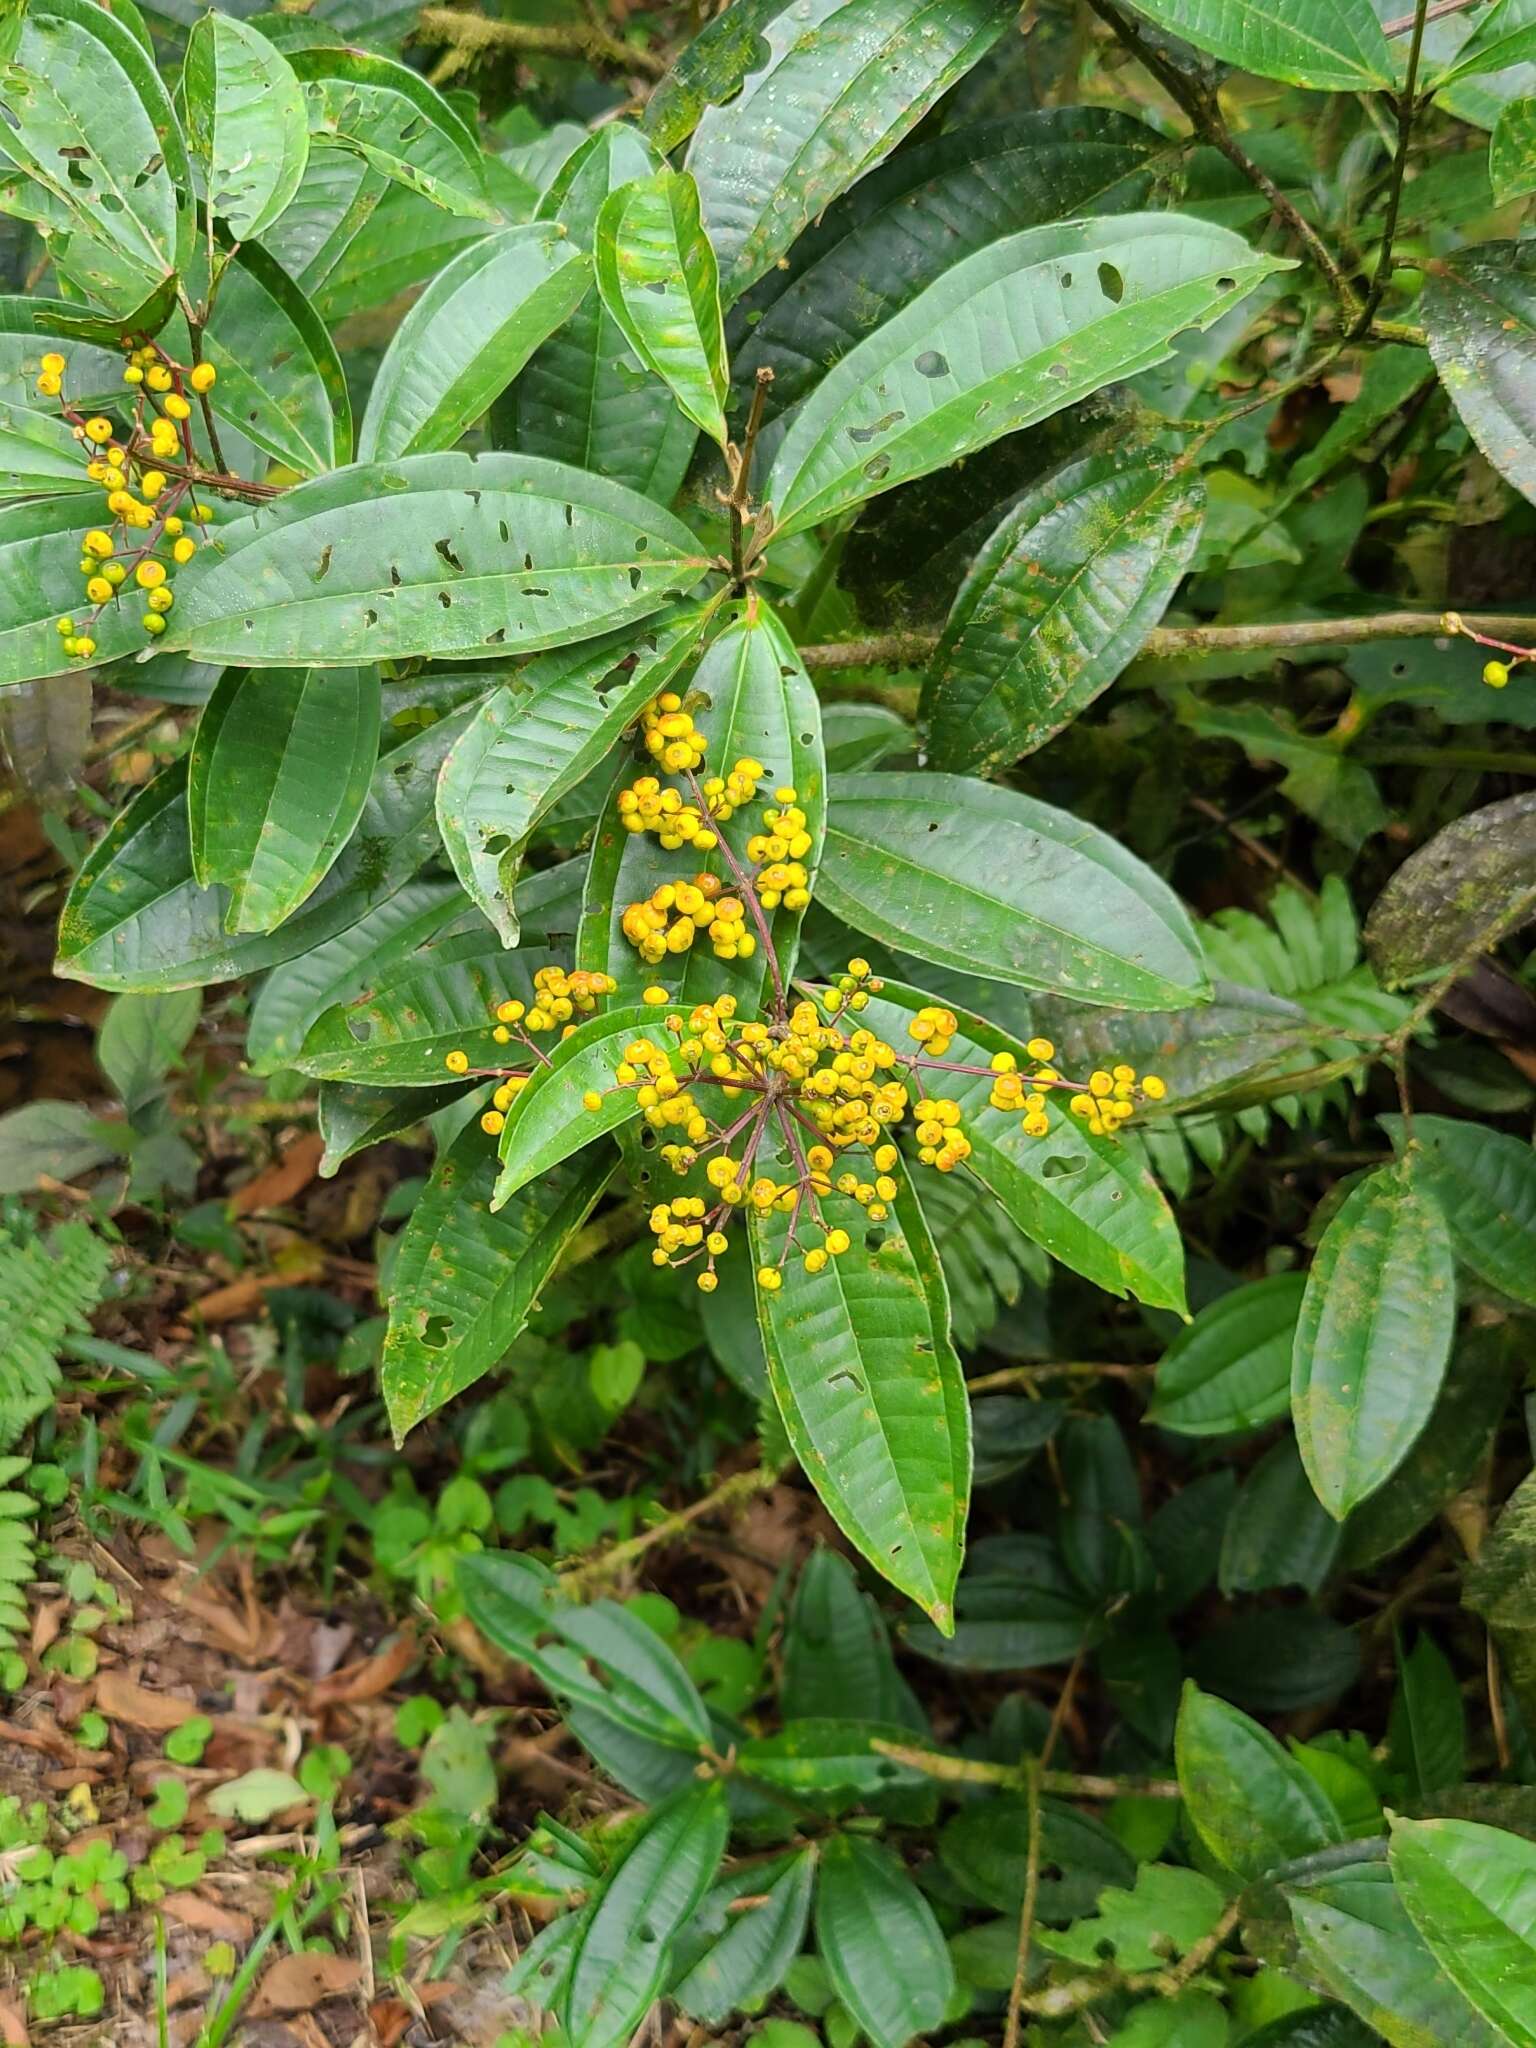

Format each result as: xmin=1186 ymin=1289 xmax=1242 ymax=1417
xmin=413 ymin=6 xmax=669 ymax=83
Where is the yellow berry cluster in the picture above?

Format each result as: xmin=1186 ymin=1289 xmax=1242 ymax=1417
xmin=36 ymin=346 xmax=215 ymax=661
xmin=908 ymin=1006 xmax=958 ymax=1056
xmin=746 ymin=791 xmax=813 ymax=910
xmin=912 ymin=1097 xmax=971 ymax=1171
xmin=440 ymin=970 xmax=620 ymax=1131
xmin=1066 ymin=1062 xmax=1166 ymax=1136
xmin=620 ymin=874 xmax=755 ymax=964
xmin=616 ymin=778 xmax=720 ymax=852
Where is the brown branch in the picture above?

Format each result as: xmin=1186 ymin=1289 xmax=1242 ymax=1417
xmin=1353 ymin=0 xmax=1431 ymax=338
xmin=556 ymin=1465 xmax=778 ymax=1593
xmin=413 ymin=6 xmax=669 ymax=81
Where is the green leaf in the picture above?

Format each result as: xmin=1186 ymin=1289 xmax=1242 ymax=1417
xmin=576 ymin=602 xmax=824 ymax=1020
xmin=97 ymin=989 xmax=200 ymax=1113
xmin=261 ymin=148 xmax=389 ymax=304
xmin=1423 ymin=242 xmax=1536 ymax=506
xmin=0 ymin=299 xmax=143 ymax=422
xmin=499 ymin=126 xmax=698 ymax=503
xmin=1036 ymin=1863 xmax=1227 ymax=1974
xmin=383 ymin=1126 xmax=611 ymax=1441
xmin=357 ymin=222 xmax=591 ymax=461
xmin=1289 ymin=1862 xmax=1502 ymax=2048
xmin=492 ymin=1005 xmax=667 ymax=1207
xmin=1390 ymin=1816 xmax=1536 ymax=2046
xmin=819 ymin=773 xmax=1209 ymax=1010
xmin=1463 ymin=1468 xmax=1536 ymax=1735
xmin=288 ymin=46 xmax=496 ymax=220
xmin=907 ymin=1534 xmax=1094 ymax=1672
xmin=201 ymin=242 xmax=352 ymax=477
xmin=57 ymin=715 xmax=469 ymax=992
xmin=176 ymin=12 xmax=308 ymax=243
xmin=765 ymin=214 xmax=1286 ymax=536
xmin=751 ymin=1171 xmax=970 ymax=1630
xmin=187 ymin=666 xmax=379 ymax=934
xmin=1432 ymin=0 xmax=1536 ymax=85
xmin=0 ymin=0 xmax=190 ymax=318
xmin=731 ymin=108 xmax=1177 ymax=423
xmin=1388 ymin=1633 xmax=1466 ymax=1800
xmin=814 ymin=1836 xmax=956 ymax=2048
xmin=1175 ymin=1682 xmax=1342 ymax=1883
xmin=1365 ymin=792 xmax=1536 ymax=989
xmin=294 ymin=933 xmax=569 ymax=1085
xmin=153 ymin=453 xmax=710 ymax=668
xmin=564 ymin=1781 xmax=729 ymax=2046
xmin=459 ymin=1551 xmax=711 ymax=1747
xmin=782 ymin=1549 xmax=923 ymax=1727
xmin=1491 ymin=97 xmax=1536 ymax=202
xmin=435 ymin=604 xmax=708 ymax=945
xmin=0 ymin=401 xmax=97 ymax=500
xmin=1379 ymin=1113 xmax=1536 ymax=1306
xmin=855 ymin=982 xmax=1185 ymax=1310
xmin=671 ymin=1851 xmax=816 ymax=2025
xmin=734 ymin=1719 xmax=929 ymax=1804
xmin=940 ymin=1786 xmax=1133 ymax=1918
xmin=1291 ymin=1160 xmax=1458 ymax=1520
xmin=1121 ymin=0 xmax=1392 ymax=87
xmin=686 ymin=0 xmax=1014 ymax=305
xmin=0 ymin=1102 xmax=121 ymax=1195
xmin=317 ymin=1078 xmax=468 ymax=1176
xmin=922 ymin=452 xmax=1205 ymax=773
xmin=205 ymin=1768 xmax=307 ymax=1821
xmin=595 ymin=170 xmax=728 ymax=447
xmin=1219 ymin=1437 xmax=1341 ymax=1597
xmin=1148 ymin=1272 xmax=1306 ymax=1434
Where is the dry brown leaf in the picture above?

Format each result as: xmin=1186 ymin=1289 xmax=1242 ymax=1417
xmin=310 ymin=1628 xmax=417 ymax=1708
xmin=162 ymin=1969 xmax=208 ymax=2011
xmin=248 ymin=1951 xmax=361 ymax=2018
xmin=96 ymin=1670 xmax=197 ymax=1733
xmin=228 ymin=1133 xmax=325 ymax=1218
xmin=0 ymin=1993 xmax=27 ymax=2045
xmin=161 ymin=1892 xmax=255 ymax=1943
xmin=29 ymin=1600 xmax=65 ymax=1660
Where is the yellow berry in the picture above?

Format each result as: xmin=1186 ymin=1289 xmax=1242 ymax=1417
xmin=123 ymin=364 xmax=144 ymax=385
xmin=55 ymin=616 xmax=73 ymax=635
xmin=36 ymin=373 xmax=61 ymax=397
xmin=146 ymin=365 xmax=173 ymax=392
xmin=142 ymin=613 xmax=166 ymax=635
xmin=82 ymin=530 xmax=114 ymax=558
xmin=172 ymin=536 xmax=196 ymax=564
xmin=163 ymin=516 xmax=183 ymax=537
xmin=147 ymin=587 xmax=173 ymax=614
xmin=642 ymin=986 xmax=669 ymax=1006
xmin=757 ymin=1266 xmax=783 ymax=1293
xmin=480 ymin=1110 xmax=505 ymax=1135
xmin=825 ymin=1228 xmax=851 ymax=1256
xmin=1141 ymin=1075 xmax=1167 ymax=1100
xmin=40 ymin=351 xmax=65 ymax=375
xmin=85 ymin=576 xmax=112 ymax=604
xmin=84 ymin=416 xmax=113 ymax=443
xmin=189 ymin=362 xmax=217 ymax=392
xmin=445 ymin=1050 xmax=470 ymax=1074
xmin=1026 ymin=1037 xmax=1056 ymax=1063
xmin=74 ymin=635 xmax=96 ymax=658
xmin=135 ymin=559 xmax=166 ymax=589
xmin=140 ymin=470 xmax=166 ymax=499
xmin=582 ymin=1090 xmax=603 ymax=1112
xmin=696 ymin=1271 xmax=719 ymax=1293
xmin=163 ymin=393 xmax=192 ymax=421
xmin=1484 ymin=659 xmax=1511 ymax=689
xmin=103 ymin=562 xmax=126 ymax=586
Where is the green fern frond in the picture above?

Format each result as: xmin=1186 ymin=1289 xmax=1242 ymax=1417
xmin=916 ymin=1171 xmax=1046 ymax=1350
xmin=0 ymin=1223 xmax=112 ymax=1454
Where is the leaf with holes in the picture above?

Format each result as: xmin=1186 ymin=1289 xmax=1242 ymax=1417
xmin=855 ymin=982 xmax=1185 ymax=1311
xmin=686 ymin=0 xmax=1015 ymax=306
xmin=176 ymin=12 xmax=308 ymax=243
xmin=751 ymin=1169 xmax=969 ymax=1629
xmin=200 ymin=241 xmax=352 ymax=476
xmin=1119 ymin=0 xmax=1392 ymax=89
xmin=670 ymin=1851 xmax=816 ymax=2026
xmin=383 ymin=1126 xmax=611 ymax=1441
xmin=576 ymin=601 xmax=824 ymax=1019
xmin=1148 ymin=1273 xmax=1307 ymax=1435
xmin=765 ymin=215 xmax=1286 ymax=536
xmin=187 ymin=666 xmax=379 ymax=935
xmin=819 ymin=774 xmax=1209 ymax=1010
xmin=815 ymin=1835 xmax=957 ymax=2048
xmin=922 ymin=452 xmax=1205 ymax=773
xmin=436 ymin=603 xmax=709 ymax=946
xmin=152 ymin=453 xmax=711 ymax=668
xmin=1390 ymin=1816 xmax=1536 ymax=2046
xmin=497 ymin=126 xmax=698 ymax=502
xmin=1292 ymin=1159 xmax=1458 ymax=1520
xmin=563 ymin=1782 xmax=729 ymax=2047
xmin=0 ymin=0 xmax=190 ymax=318
xmin=492 ymin=1005 xmax=674 ymax=1208
xmin=358 ymin=223 xmax=591 ymax=461
xmin=1424 ymin=242 xmax=1536 ymax=506
xmin=595 ymin=170 xmax=729 ymax=447
xmin=288 ymin=46 xmax=496 ymax=220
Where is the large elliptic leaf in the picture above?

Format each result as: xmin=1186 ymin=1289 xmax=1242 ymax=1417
xmin=765 ymin=214 xmax=1287 ymax=536
xmin=152 ymin=453 xmax=711 ymax=668
xmin=670 ymin=1851 xmax=816 ymax=2025
xmin=1423 ymin=242 xmax=1536 ymax=505
xmin=1118 ymin=0 xmax=1392 ymax=89
xmin=855 ymin=983 xmax=1185 ymax=1311
xmin=922 ymin=453 xmax=1205 ymax=773
xmin=201 ymin=242 xmax=352 ymax=477
xmin=187 ymin=665 xmax=380 ymax=934
xmin=287 ymin=46 xmax=496 ymax=220
xmin=819 ymin=773 xmax=1209 ymax=1010
xmin=55 ymin=713 xmax=470 ymax=992
xmin=1175 ymin=1682 xmax=1342 ymax=1884
xmin=493 ymin=1005 xmax=672 ymax=1207
xmin=497 ymin=127 xmax=698 ymax=503
xmin=595 ymin=170 xmax=729 ymax=446
xmin=685 ymin=0 xmax=1015 ymax=306
xmin=1291 ymin=1161 xmax=1457 ymax=1521
xmin=1390 ymin=1816 xmax=1536 ymax=2047
xmin=751 ymin=1171 xmax=970 ymax=1630
xmin=0 ymin=401 xmax=94 ymax=500
xmin=260 ymin=148 xmax=389 ymax=303
xmin=1148 ymin=1273 xmax=1306 ymax=1434
xmin=357 ymin=223 xmax=592 ymax=461
xmin=1431 ymin=0 xmax=1536 ymax=86
xmin=293 ymin=934 xmax=570 ymax=1086
xmin=314 ymin=186 xmax=498 ymax=323
xmin=435 ymin=604 xmax=709 ymax=945
xmin=0 ymin=0 xmax=189 ymax=317
xmin=176 ymin=12 xmax=309 ymax=242
xmin=731 ymin=109 xmax=1177 ymax=424
xmin=1380 ymin=1114 xmax=1536 ymax=1307
xmin=563 ymin=1783 xmax=729 ymax=2048
xmin=814 ymin=1836 xmax=957 ymax=2048
xmin=1364 ymin=792 xmax=1536 ymax=989
xmin=382 ymin=1126 xmax=612 ymax=1441
xmin=577 ymin=602 xmax=825 ymax=1020
xmin=0 ymin=498 xmax=149 ymax=687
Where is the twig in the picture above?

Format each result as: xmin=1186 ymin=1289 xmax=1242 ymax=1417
xmin=1353 ymin=0 xmax=1431 ymax=338
xmin=556 ymin=1465 xmax=778 ymax=1592
xmin=1383 ymin=0 xmax=1482 ymax=31
xmin=870 ymin=1742 xmax=1180 ymax=1801
xmin=412 ymin=6 xmax=669 ymax=81
xmin=964 ymin=1361 xmax=1154 ymax=1394
xmin=1003 ymin=1760 xmax=1044 ymax=2048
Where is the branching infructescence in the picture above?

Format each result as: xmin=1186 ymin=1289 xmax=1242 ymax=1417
xmin=1441 ymin=610 xmax=1536 ymax=693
